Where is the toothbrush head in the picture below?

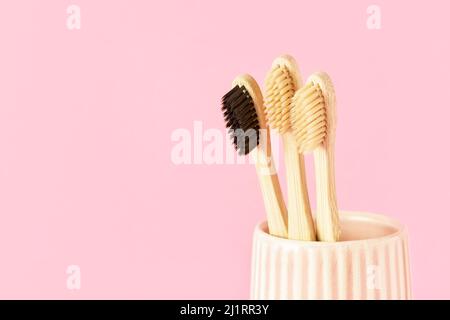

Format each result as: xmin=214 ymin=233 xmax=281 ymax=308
xmin=291 ymin=72 xmax=336 ymax=153
xmin=264 ymin=55 xmax=302 ymax=134
xmin=221 ymin=74 xmax=266 ymax=155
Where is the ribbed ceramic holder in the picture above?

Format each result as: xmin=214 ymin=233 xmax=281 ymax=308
xmin=251 ymin=211 xmax=411 ymax=300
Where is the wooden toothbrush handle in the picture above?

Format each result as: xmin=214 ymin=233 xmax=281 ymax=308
xmin=283 ymin=133 xmax=316 ymax=240
xmin=314 ymin=145 xmax=340 ymax=241
xmin=254 ymin=149 xmax=288 ymax=238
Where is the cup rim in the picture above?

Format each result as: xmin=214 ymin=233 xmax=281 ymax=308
xmin=255 ymin=211 xmax=407 ymax=247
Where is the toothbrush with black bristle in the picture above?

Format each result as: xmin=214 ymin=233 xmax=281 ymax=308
xmin=221 ymin=74 xmax=288 ymax=238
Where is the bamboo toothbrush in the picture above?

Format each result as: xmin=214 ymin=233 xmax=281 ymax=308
xmin=221 ymin=74 xmax=288 ymax=238
xmin=265 ymin=55 xmax=316 ymax=241
xmin=291 ymin=72 xmax=340 ymax=241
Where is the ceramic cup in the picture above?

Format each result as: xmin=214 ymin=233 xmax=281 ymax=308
xmin=250 ymin=211 xmax=411 ymax=299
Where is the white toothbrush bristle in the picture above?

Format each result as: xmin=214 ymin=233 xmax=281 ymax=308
xmin=291 ymin=82 xmax=327 ymax=153
xmin=264 ymin=65 xmax=295 ymax=134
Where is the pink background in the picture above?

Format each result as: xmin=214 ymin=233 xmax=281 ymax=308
xmin=0 ymin=0 xmax=449 ymax=299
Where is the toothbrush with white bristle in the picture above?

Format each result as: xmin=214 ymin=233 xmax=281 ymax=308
xmin=291 ymin=72 xmax=340 ymax=241
xmin=265 ymin=55 xmax=316 ymax=241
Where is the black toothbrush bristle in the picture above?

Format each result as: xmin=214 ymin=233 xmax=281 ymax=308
xmin=221 ymin=85 xmax=260 ymax=155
